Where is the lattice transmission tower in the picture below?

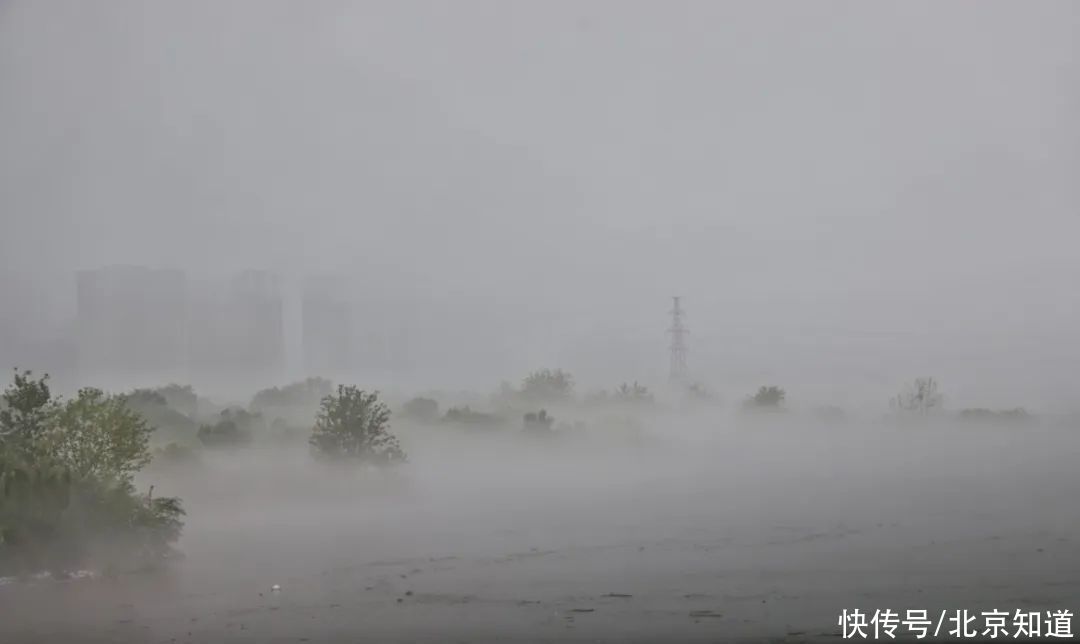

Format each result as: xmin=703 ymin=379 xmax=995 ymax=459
xmin=668 ymin=296 xmax=688 ymax=383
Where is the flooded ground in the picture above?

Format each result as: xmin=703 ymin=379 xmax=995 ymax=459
xmin=2 ymin=418 xmax=1079 ymax=643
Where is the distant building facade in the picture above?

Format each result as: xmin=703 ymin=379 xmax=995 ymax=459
xmin=230 ymin=270 xmax=286 ymax=380
xmin=188 ymin=270 xmax=286 ymax=390
xmin=302 ymin=276 xmax=354 ymax=378
xmin=76 ymin=265 xmax=188 ymax=386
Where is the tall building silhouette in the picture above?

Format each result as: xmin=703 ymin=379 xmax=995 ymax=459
xmin=229 ymin=269 xmax=285 ymax=382
xmin=188 ymin=270 xmax=285 ymax=389
xmin=76 ymin=265 xmax=188 ymax=386
xmin=301 ymin=276 xmax=354 ymax=378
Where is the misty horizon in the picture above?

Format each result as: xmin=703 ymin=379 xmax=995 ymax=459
xmin=2 ymin=3 xmax=1080 ymax=643
xmin=3 ymin=2 xmax=1078 ymax=412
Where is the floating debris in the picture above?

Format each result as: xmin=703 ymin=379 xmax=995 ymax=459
xmin=603 ymin=593 xmax=633 ymax=598
xmin=689 ymin=610 xmax=723 ymax=618
xmin=271 ymin=584 xmax=282 ymax=593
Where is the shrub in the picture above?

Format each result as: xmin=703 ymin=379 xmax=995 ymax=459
xmin=890 ymin=378 xmax=943 ymax=416
xmin=685 ymin=382 xmax=719 ymax=404
xmin=443 ymin=406 xmax=501 ymax=427
xmin=613 ymin=382 xmax=654 ymax=404
xmin=520 ymin=369 xmax=574 ymax=403
xmin=251 ymin=378 xmax=334 ymax=418
xmin=523 ymin=409 xmax=555 ymax=432
xmin=401 ymin=397 xmax=439 ymax=423
xmin=745 ymin=385 xmax=786 ymax=409
xmin=0 ymin=370 xmax=183 ymax=576
xmin=957 ymin=408 xmax=1032 ymax=425
xmin=310 ymin=386 xmax=405 ymax=464
xmin=196 ymin=408 xmax=260 ymax=448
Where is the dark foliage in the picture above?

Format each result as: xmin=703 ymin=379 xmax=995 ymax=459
xmin=401 ymin=397 xmax=439 ymax=422
xmin=443 ymin=406 xmax=501 ymax=427
xmin=520 ymin=369 xmax=574 ymax=403
xmin=523 ymin=409 xmax=555 ymax=432
xmin=745 ymin=385 xmax=786 ymax=409
xmin=310 ymin=386 xmax=405 ymax=464
xmin=0 ymin=370 xmax=183 ymax=576
xmin=197 ymin=408 xmax=260 ymax=448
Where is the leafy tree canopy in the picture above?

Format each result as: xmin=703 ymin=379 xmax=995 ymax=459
xmin=0 ymin=370 xmax=183 ymax=575
xmin=47 ymin=388 xmax=152 ymax=485
xmin=614 ymin=381 xmax=653 ymax=404
xmin=520 ymin=369 xmax=574 ymax=402
xmin=0 ymin=370 xmax=57 ymax=451
xmin=252 ymin=377 xmax=334 ymax=412
xmin=747 ymin=385 xmax=786 ymax=409
xmin=891 ymin=378 xmax=943 ymax=416
xmin=197 ymin=408 xmax=260 ymax=448
xmin=310 ymin=386 xmax=405 ymax=465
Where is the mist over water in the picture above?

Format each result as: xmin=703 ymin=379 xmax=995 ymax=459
xmin=1 ymin=1 xmax=1079 ymax=642
xmin=4 ymin=401 xmax=1080 ymax=642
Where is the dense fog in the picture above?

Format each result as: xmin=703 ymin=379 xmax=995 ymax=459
xmin=5 ymin=397 xmax=1080 ymax=642
xmin=2 ymin=0 xmax=1079 ymax=408
xmin=1 ymin=1 xmax=1078 ymax=642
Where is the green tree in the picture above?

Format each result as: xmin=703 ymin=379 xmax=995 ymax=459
xmin=0 ymin=453 xmax=72 ymax=572
xmin=443 ymin=406 xmax=500 ymax=427
xmin=523 ymin=409 xmax=554 ymax=432
xmin=47 ymin=388 xmax=152 ymax=485
xmin=197 ymin=408 xmax=260 ymax=448
xmin=155 ymin=384 xmax=198 ymax=418
xmin=0 ymin=371 xmax=184 ymax=575
xmin=747 ymin=385 xmax=786 ymax=409
xmin=123 ymin=388 xmax=198 ymax=446
xmin=520 ymin=369 xmax=574 ymax=402
xmin=310 ymin=386 xmax=405 ymax=464
xmin=0 ymin=369 xmax=56 ymax=450
xmin=252 ymin=378 xmax=335 ymax=427
xmin=0 ymin=370 xmax=71 ymax=570
xmin=613 ymin=381 xmax=653 ymax=404
xmin=685 ymin=382 xmax=719 ymax=404
xmin=252 ymin=377 xmax=334 ymax=412
xmin=891 ymin=377 xmax=943 ymax=416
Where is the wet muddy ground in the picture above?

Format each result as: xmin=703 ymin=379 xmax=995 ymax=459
xmin=3 ymin=420 xmax=1078 ymax=642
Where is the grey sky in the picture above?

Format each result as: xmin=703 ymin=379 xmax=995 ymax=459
xmin=1 ymin=1 xmax=1077 ymax=408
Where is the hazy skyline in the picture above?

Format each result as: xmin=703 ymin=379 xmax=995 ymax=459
xmin=1 ymin=1 xmax=1078 ymax=410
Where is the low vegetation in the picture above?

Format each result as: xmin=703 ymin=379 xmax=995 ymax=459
xmin=684 ymin=382 xmax=719 ymax=404
xmin=401 ymin=396 xmax=439 ymax=423
xmin=957 ymin=407 xmax=1033 ymax=425
xmin=309 ymin=386 xmax=406 ymax=465
xmin=0 ymin=362 xmax=1057 ymax=584
xmin=891 ymin=377 xmax=944 ymax=416
xmin=519 ymin=369 xmax=575 ymax=403
xmin=197 ymin=408 xmax=261 ymax=448
xmin=0 ymin=370 xmax=184 ymax=577
xmin=252 ymin=377 xmax=334 ymax=426
xmin=744 ymin=385 xmax=786 ymax=410
xmin=523 ymin=409 xmax=555 ymax=432
xmin=443 ymin=405 xmax=502 ymax=427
